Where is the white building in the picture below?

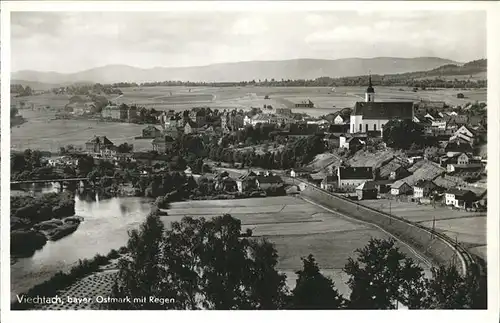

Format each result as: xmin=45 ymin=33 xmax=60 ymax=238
xmin=350 ymin=76 xmax=414 ymax=134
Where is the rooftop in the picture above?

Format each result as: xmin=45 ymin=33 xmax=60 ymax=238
xmin=353 ymin=101 xmax=414 ymax=120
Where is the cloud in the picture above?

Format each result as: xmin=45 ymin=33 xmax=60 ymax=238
xmin=10 ymin=11 xmax=486 ymax=73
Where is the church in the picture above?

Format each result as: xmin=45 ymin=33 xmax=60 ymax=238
xmin=349 ymin=76 xmax=414 ymax=134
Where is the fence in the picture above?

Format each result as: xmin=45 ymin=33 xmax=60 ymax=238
xmin=288 ymin=177 xmax=474 ymax=276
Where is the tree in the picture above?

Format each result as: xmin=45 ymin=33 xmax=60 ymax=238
xmin=343 ymin=238 xmax=428 ymax=309
xmin=117 ymin=143 xmax=134 ymax=154
xmin=426 ymin=263 xmax=486 ymax=309
xmin=110 ymin=213 xmax=288 ymax=309
xmin=111 ymin=211 xmax=167 ymax=309
xmin=289 ymin=254 xmax=344 ymax=309
xmin=382 ymin=120 xmax=425 ymax=150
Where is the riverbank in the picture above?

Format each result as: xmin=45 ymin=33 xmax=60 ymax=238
xmin=11 ymin=191 xmax=78 ymax=257
xmin=12 ymin=248 xmax=126 ymax=310
xmin=10 ymin=195 xmax=153 ymax=300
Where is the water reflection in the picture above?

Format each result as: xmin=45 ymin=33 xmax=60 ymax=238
xmin=10 ymin=182 xmax=153 ymax=299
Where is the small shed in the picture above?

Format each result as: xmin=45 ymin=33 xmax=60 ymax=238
xmin=356 ymin=181 xmax=378 ymax=200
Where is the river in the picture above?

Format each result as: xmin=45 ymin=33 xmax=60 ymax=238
xmin=10 ymin=183 xmax=153 ymax=300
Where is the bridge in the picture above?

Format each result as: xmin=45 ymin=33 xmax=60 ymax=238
xmin=11 ymin=173 xmax=149 ymax=185
xmin=10 ymin=178 xmax=90 ymax=185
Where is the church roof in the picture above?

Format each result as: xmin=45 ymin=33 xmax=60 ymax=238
xmin=353 ymin=101 xmax=414 ymax=120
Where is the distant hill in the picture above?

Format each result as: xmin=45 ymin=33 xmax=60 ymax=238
xmin=12 ymin=57 xmax=458 ymax=84
xmin=385 ymin=59 xmax=486 ymax=80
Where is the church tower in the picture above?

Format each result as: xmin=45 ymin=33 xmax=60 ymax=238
xmin=365 ymin=74 xmax=375 ymax=102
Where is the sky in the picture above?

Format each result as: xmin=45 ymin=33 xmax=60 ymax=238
xmin=11 ymin=11 xmax=487 ymax=73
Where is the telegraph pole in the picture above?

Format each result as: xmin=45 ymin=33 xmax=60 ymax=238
xmin=389 ymin=200 xmax=392 ymax=224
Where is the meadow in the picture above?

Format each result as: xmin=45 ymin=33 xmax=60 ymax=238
xmin=164 ymin=196 xmax=432 ymax=295
xmin=11 ymin=110 xmax=155 ymax=153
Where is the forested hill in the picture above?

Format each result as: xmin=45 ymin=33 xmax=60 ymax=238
xmin=385 ymin=59 xmax=486 ymax=79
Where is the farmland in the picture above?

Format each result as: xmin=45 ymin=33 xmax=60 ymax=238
xmin=11 ymin=85 xmax=486 ymax=153
xmin=11 ymin=110 xmax=156 ymax=153
xmin=359 ymin=198 xmax=486 ymax=260
xmin=162 ymin=196 xmax=432 ymax=295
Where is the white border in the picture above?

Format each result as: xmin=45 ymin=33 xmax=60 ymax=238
xmin=1 ymin=1 xmax=499 ymax=323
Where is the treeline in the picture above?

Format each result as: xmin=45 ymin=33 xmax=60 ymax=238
xmin=108 ymin=213 xmax=486 ymax=310
xmin=11 ymin=84 xmax=34 ymax=97
xmin=52 ymin=83 xmax=123 ymax=96
xmin=210 ymin=134 xmax=326 ymax=169
xmin=78 ymin=77 xmax=485 ymax=89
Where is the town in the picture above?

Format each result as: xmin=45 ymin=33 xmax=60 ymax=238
xmin=10 ymin=76 xmax=488 ymax=310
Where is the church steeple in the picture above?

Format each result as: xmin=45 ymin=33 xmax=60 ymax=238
xmin=365 ymin=72 xmax=375 ymax=102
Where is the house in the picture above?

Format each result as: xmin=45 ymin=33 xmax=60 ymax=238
xmin=85 ymin=136 xmax=115 ymax=155
xmin=295 ymin=99 xmax=314 ymax=108
xmin=236 ymin=171 xmax=258 ymax=193
xmin=356 ymin=181 xmax=378 ymax=200
xmin=333 ymin=114 xmax=348 ymax=124
xmin=449 ymin=125 xmax=477 ymax=144
xmin=390 ymin=181 xmax=412 ymax=196
xmin=373 ymin=179 xmax=394 ymax=194
xmin=214 ymin=174 xmax=238 ymax=192
xmin=445 ymin=115 xmax=469 ymax=130
xmin=101 ymin=105 xmax=121 ymax=119
xmin=320 ymin=175 xmax=337 ymax=191
xmin=327 ymin=124 xmax=350 ymax=134
xmin=444 ymin=140 xmax=473 ymax=154
xmin=142 ymin=125 xmax=162 ymax=138
xmin=255 ymin=175 xmax=284 ymax=191
xmin=413 ymin=180 xmax=440 ymax=198
xmin=337 ymin=167 xmax=373 ymax=191
xmin=445 ymin=188 xmax=477 ymax=209
xmin=378 ymin=159 xmax=410 ymax=180
xmin=440 ymin=152 xmax=475 ymax=168
xmin=350 ymin=76 xmax=414 ymax=134
xmin=290 ymin=168 xmax=310 ymax=178
xmin=339 ymin=135 xmax=366 ymax=151
xmin=276 ymin=108 xmax=293 ymax=117
xmin=414 ymin=100 xmax=446 ymax=115
xmin=151 ymin=136 xmax=175 ymax=153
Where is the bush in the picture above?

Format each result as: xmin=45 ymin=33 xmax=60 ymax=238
xmin=107 ymin=249 xmax=121 ymax=260
xmin=11 ymin=230 xmax=47 ymax=257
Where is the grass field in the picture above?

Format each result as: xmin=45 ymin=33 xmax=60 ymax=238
xmin=42 ymin=270 xmax=118 ymax=310
xmin=359 ymin=198 xmax=486 ymax=259
xmin=11 ymin=110 xmax=154 ymax=152
xmin=164 ymin=196 xmax=432 ymax=295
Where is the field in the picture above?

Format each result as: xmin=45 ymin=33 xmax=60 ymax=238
xmin=359 ymin=198 xmax=486 ymax=259
xmin=162 ymin=196 xmax=432 ymax=295
xmin=12 ymin=85 xmax=486 ymax=153
xmin=42 ymin=270 xmax=118 ymax=310
xmin=11 ymin=110 xmax=155 ymax=153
